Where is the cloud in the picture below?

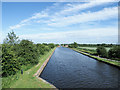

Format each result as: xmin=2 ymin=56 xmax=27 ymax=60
xmin=19 ymin=27 xmax=117 ymax=43
xmin=9 ymin=11 xmax=48 ymax=30
xmin=8 ymin=1 xmax=118 ymax=30
xmin=9 ymin=23 xmax=26 ymax=30
xmin=54 ymin=1 xmax=111 ymax=16
xmin=48 ymin=6 xmax=118 ymax=27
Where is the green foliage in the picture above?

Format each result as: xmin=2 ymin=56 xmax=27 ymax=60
xmin=68 ymin=42 xmax=78 ymax=48
xmin=18 ymin=40 xmax=39 ymax=65
xmin=78 ymin=43 xmax=116 ymax=47
xmin=2 ymin=44 xmax=21 ymax=77
xmin=2 ymin=31 xmax=53 ymax=77
xmin=73 ymin=42 xmax=78 ymax=48
xmin=48 ymin=43 xmax=55 ymax=48
xmin=108 ymin=46 xmax=120 ymax=59
xmin=96 ymin=46 xmax=107 ymax=58
xmin=55 ymin=44 xmax=59 ymax=47
xmin=3 ymin=30 xmax=20 ymax=45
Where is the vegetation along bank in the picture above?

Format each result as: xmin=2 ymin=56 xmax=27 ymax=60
xmin=67 ymin=42 xmax=120 ymax=68
xmin=1 ymin=31 xmax=58 ymax=88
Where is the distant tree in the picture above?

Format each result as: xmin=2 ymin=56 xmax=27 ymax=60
xmin=108 ymin=46 xmax=120 ymax=59
xmin=73 ymin=42 xmax=78 ymax=48
xmin=3 ymin=30 xmax=20 ymax=45
xmin=36 ymin=44 xmax=46 ymax=55
xmin=42 ymin=43 xmax=47 ymax=45
xmin=55 ymin=44 xmax=59 ymax=46
xmin=101 ymin=43 xmax=106 ymax=46
xmin=48 ymin=43 xmax=55 ymax=48
xmin=96 ymin=46 xmax=107 ymax=58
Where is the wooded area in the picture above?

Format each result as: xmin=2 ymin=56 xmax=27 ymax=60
xmin=1 ymin=31 xmax=57 ymax=77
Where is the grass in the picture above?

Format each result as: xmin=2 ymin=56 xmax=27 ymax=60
xmin=2 ymin=47 xmax=56 ymax=88
xmin=72 ymin=48 xmax=120 ymax=68
xmin=78 ymin=46 xmax=111 ymax=51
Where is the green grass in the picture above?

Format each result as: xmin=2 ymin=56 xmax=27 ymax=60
xmin=2 ymin=48 xmax=56 ymax=88
xmin=78 ymin=46 xmax=111 ymax=51
xmin=72 ymin=48 xmax=120 ymax=67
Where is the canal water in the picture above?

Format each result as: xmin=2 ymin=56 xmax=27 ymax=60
xmin=40 ymin=47 xmax=119 ymax=88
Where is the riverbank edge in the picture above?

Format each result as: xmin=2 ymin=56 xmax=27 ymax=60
xmin=34 ymin=47 xmax=57 ymax=89
xmin=70 ymin=48 xmax=120 ymax=68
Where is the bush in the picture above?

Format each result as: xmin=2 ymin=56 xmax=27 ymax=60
xmin=96 ymin=46 xmax=107 ymax=58
xmin=108 ymin=46 xmax=120 ymax=59
xmin=68 ymin=42 xmax=78 ymax=48
xmin=2 ymin=44 xmax=21 ymax=77
xmin=18 ymin=40 xmax=39 ymax=65
xmin=48 ymin=43 xmax=55 ymax=48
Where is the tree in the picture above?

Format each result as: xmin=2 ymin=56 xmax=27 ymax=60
xmin=73 ymin=42 xmax=78 ymax=48
xmin=36 ymin=44 xmax=46 ymax=55
xmin=48 ymin=43 xmax=55 ymax=48
xmin=96 ymin=46 xmax=107 ymax=58
xmin=2 ymin=44 xmax=21 ymax=77
xmin=2 ymin=31 xmax=21 ymax=77
xmin=18 ymin=40 xmax=39 ymax=65
xmin=108 ymin=46 xmax=120 ymax=59
xmin=3 ymin=31 xmax=20 ymax=45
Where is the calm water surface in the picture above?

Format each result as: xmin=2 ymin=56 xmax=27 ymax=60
xmin=40 ymin=47 xmax=119 ymax=88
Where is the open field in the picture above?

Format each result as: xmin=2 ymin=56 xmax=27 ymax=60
xmin=78 ymin=46 xmax=111 ymax=51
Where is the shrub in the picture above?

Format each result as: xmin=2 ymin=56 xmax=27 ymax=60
xmin=2 ymin=44 xmax=21 ymax=77
xmin=18 ymin=40 xmax=39 ymax=65
xmin=48 ymin=43 xmax=55 ymax=48
xmin=108 ymin=46 xmax=120 ymax=59
xmin=96 ymin=46 xmax=107 ymax=58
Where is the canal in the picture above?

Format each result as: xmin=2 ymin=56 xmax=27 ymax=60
xmin=40 ymin=47 xmax=119 ymax=88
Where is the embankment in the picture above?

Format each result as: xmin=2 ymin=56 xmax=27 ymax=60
xmin=34 ymin=47 xmax=57 ymax=89
xmin=70 ymin=48 xmax=120 ymax=69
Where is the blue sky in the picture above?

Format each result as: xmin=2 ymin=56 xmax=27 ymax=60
xmin=2 ymin=1 xmax=118 ymax=44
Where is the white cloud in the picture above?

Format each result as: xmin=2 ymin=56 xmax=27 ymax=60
xmin=9 ymin=23 xmax=26 ymax=30
xmin=19 ymin=27 xmax=117 ymax=43
xmin=8 ymin=1 xmax=118 ymax=30
xmin=48 ymin=6 xmax=118 ymax=27
xmin=9 ymin=11 xmax=48 ymax=30
xmin=55 ymin=1 xmax=109 ymax=16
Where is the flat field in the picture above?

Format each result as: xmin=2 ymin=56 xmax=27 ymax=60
xmin=78 ymin=46 xmax=111 ymax=51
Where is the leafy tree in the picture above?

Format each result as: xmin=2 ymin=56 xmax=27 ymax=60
xmin=36 ymin=44 xmax=46 ymax=55
xmin=18 ymin=40 xmax=39 ymax=65
xmin=108 ymin=46 xmax=120 ymax=59
xmin=96 ymin=46 xmax=107 ymax=58
xmin=44 ymin=46 xmax=50 ymax=52
xmin=73 ymin=42 xmax=78 ymax=48
xmin=42 ymin=43 xmax=47 ymax=45
xmin=2 ymin=31 xmax=21 ymax=77
xmin=68 ymin=42 xmax=78 ymax=48
xmin=3 ymin=31 xmax=20 ymax=45
xmin=48 ymin=43 xmax=55 ymax=48
xmin=2 ymin=44 xmax=21 ymax=77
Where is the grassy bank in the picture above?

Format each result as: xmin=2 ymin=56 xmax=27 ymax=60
xmin=71 ymin=48 xmax=120 ymax=68
xmin=2 ymin=47 xmax=56 ymax=88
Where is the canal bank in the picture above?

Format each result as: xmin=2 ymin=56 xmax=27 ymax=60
xmin=40 ymin=47 xmax=119 ymax=88
xmin=9 ymin=47 xmax=57 ymax=88
xmin=34 ymin=47 xmax=57 ymax=89
xmin=70 ymin=48 xmax=120 ymax=68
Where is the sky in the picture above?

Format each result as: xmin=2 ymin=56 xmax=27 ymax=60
xmin=2 ymin=1 xmax=119 ymax=44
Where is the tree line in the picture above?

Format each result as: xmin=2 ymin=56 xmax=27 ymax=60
xmin=68 ymin=42 xmax=120 ymax=60
xmin=2 ymin=31 xmax=57 ymax=77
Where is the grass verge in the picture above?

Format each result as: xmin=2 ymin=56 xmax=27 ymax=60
xmin=2 ymin=47 xmax=56 ymax=88
xmin=71 ymin=48 xmax=120 ymax=68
